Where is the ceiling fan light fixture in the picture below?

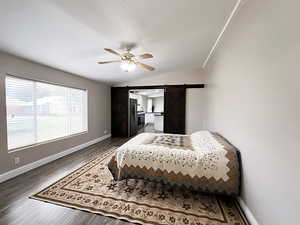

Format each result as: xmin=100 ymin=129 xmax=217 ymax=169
xmin=120 ymin=59 xmax=136 ymax=72
xmin=99 ymin=48 xmax=154 ymax=71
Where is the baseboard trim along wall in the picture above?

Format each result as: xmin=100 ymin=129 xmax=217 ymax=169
xmin=0 ymin=133 xmax=259 ymax=225
xmin=238 ymin=197 xmax=259 ymax=225
xmin=0 ymin=134 xmax=111 ymax=183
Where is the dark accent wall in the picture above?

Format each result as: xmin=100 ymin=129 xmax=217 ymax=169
xmin=164 ymin=87 xmax=186 ymax=134
xmin=111 ymin=87 xmax=129 ymax=137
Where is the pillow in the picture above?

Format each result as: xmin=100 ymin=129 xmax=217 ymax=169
xmin=191 ymin=130 xmax=224 ymax=152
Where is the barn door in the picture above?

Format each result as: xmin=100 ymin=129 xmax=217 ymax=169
xmin=164 ymin=87 xmax=186 ymax=134
xmin=111 ymin=88 xmax=129 ymax=137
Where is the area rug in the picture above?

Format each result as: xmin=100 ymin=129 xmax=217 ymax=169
xmin=31 ymin=147 xmax=249 ymax=225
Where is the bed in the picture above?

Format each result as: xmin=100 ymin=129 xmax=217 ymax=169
xmin=108 ymin=131 xmax=241 ymax=196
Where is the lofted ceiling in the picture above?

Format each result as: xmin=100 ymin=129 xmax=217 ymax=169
xmin=0 ymin=0 xmax=238 ymax=84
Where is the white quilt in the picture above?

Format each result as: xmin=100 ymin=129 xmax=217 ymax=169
xmin=115 ymin=131 xmax=230 ymax=181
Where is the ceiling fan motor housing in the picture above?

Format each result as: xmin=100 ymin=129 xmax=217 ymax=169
xmin=122 ymin=52 xmax=135 ymax=60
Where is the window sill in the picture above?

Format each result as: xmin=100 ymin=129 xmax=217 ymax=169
xmin=8 ymin=131 xmax=88 ymax=153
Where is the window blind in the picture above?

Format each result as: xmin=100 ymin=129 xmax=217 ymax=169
xmin=6 ymin=76 xmax=88 ymax=150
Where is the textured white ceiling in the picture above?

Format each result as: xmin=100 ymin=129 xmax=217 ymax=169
xmin=0 ymin=0 xmax=237 ymax=84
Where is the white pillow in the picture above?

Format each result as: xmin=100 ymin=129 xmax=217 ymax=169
xmin=191 ymin=130 xmax=224 ymax=152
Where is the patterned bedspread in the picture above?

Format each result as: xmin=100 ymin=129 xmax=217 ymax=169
xmin=108 ymin=131 xmax=240 ymax=196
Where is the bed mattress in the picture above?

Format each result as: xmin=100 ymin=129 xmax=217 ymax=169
xmin=108 ymin=131 xmax=240 ymax=196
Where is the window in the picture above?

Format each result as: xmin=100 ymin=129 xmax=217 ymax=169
xmin=6 ymin=76 xmax=88 ymax=150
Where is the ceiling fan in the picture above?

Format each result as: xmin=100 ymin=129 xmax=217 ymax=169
xmin=97 ymin=48 xmax=155 ymax=72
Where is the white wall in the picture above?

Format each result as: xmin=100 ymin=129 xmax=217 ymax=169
xmin=186 ymin=88 xmax=206 ymax=134
xmin=116 ymin=68 xmax=206 ymax=86
xmin=147 ymin=98 xmax=153 ymax=113
xmin=204 ymin=1 xmax=300 ymax=225
xmin=152 ymin=96 xmax=164 ymax=112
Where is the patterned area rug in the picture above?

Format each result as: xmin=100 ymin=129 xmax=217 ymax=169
xmin=31 ymin=147 xmax=249 ymax=225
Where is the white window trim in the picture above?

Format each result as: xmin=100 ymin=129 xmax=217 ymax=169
xmin=8 ymin=131 xmax=88 ymax=153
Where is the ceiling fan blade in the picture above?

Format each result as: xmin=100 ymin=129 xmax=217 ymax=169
xmin=136 ymin=61 xmax=155 ymax=71
xmin=97 ymin=60 xmax=121 ymax=64
xmin=104 ymin=48 xmax=122 ymax=57
xmin=138 ymin=53 xmax=153 ymax=59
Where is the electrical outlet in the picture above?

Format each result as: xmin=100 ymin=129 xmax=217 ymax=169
xmin=14 ymin=157 xmax=20 ymax=165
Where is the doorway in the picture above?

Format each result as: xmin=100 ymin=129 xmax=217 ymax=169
xmin=129 ymin=89 xmax=164 ymax=136
xmin=112 ymin=84 xmax=203 ymax=138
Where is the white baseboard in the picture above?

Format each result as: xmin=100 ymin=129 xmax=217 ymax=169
xmin=238 ymin=197 xmax=259 ymax=225
xmin=0 ymin=134 xmax=111 ymax=183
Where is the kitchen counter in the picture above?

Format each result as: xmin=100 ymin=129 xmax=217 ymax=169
xmin=154 ymin=115 xmax=163 ymax=131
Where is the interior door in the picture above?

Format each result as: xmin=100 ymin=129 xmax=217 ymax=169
xmin=164 ymin=87 xmax=186 ymax=134
xmin=111 ymin=88 xmax=129 ymax=137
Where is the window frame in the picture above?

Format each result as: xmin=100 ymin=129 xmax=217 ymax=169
xmin=5 ymin=73 xmax=88 ymax=152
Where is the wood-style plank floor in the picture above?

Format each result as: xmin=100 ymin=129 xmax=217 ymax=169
xmin=0 ymin=138 xmax=134 ymax=225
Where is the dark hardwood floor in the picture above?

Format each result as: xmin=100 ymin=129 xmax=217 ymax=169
xmin=0 ymin=137 xmax=133 ymax=225
xmin=137 ymin=123 xmax=162 ymax=134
